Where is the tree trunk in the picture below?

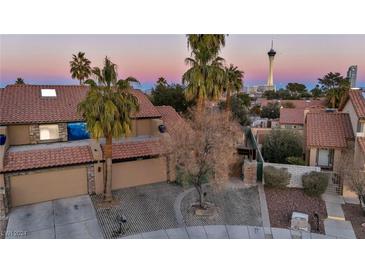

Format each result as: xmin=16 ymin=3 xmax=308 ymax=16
xmin=197 ymin=96 xmax=204 ymax=112
xmin=332 ymin=97 xmax=336 ymax=108
xmin=103 ymin=134 xmax=113 ymax=202
xmin=225 ymin=89 xmax=231 ymax=112
xmin=79 ymin=79 xmax=82 ymax=85
xmin=194 ymin=183 xmax=204 ymax=209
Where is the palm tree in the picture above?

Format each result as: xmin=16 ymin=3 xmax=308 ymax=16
xmin=183 ymin=35 xmax=226 ymax=110
xmin=70 ymin=52 xmax=92 ymax=85
xmin=78 ymin=57 xmax=139 ymax=202
xmin=223 ymin=64 xmax=244 ymax=111
xmin=318 ymin=72 xmax=350 ymax=108
xmin=156 ymin=77 xmax=168 ymax=87
xmin=182 ymin=50 xmax=225 ymax=110
xmin=15 ymin=78 xmax=25 ymax=84
xmin=187 ymin=34 xmax=226 ymax=58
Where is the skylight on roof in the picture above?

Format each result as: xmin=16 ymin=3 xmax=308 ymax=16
xmin=41 ymin=89 xmax=57 ymax=97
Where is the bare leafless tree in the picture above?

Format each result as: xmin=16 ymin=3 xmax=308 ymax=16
xmin=338 ymin=148 xmax=365 ymax=204
xmin=165 ymin=109 xmax=242 ymax=209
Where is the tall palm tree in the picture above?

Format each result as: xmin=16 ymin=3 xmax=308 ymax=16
xmin=15 ymin=78 xmax=25 ymax=84
xmin=223 ymin=64 xmax=244 ymax=111
xmin=183 ymin=35 xmax=226 ymax=110
xmin=182 ymin=50 xmax=225 ymax=110
xmin=70 ymin=52 xmax=92 ymax=85
xmin=78 ymin=57 xmax=139 ymax=202
xmin=187 ymin=34 xmax=226 ymax=59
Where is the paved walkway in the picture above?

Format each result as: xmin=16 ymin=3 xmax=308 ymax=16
xmin=322 ymin=194 xmax=356 ymax=239
xmin=121 ymin=225 xmax=342 ymax=239
xmin=5 ymin=195 xmax=103 ymax=239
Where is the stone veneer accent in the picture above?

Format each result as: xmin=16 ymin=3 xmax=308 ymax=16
xmin=87 ymin=164 xmax=96 ymax=194
xmin=0 ymin=175 xmax=11 ymax=217
xmin=243 ymin=160 xmax=257 ymax=185
xmin=29 ymin=123 xmax=68 ymax=144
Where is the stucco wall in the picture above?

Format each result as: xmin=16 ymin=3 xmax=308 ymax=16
xmin=112 ymin=157 xmax=167 ymax=190
xmin=7 ymin=125 xmax=31 ymax=145
xmin=263 ymin=162 xmax=321 ymax=188
xmin=342 ymin=100 xmax=359 ymax=136
xmin=9 ymin=166 xmax=88 ymax=207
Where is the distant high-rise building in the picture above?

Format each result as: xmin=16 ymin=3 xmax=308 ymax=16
xmin=347 ymin=65 xmax=357 ymax=88
xmin=267 ymin=40 xmax=276 ymax=87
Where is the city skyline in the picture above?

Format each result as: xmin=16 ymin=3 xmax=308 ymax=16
xmin=1 ymin=34 xmax=364 ymax=90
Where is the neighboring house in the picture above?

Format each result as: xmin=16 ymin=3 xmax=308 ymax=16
xmin=305 ymin=112 xmax=354 ymax=171
xmin=0 ymin=85 xmax=182 ymax=212
xmin=279 ymin=108 xmax=305 ymax=129
xmin=339 ymin=89 xmax=365 ymax=169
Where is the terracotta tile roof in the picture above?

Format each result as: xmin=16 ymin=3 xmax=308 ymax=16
xmin=155 ymin=106 xmax=186 ymax=137
xmin=357 ymin=137 xmax=365 ymax=154
xmin=2 ymin=146 xmax=93 ymax=172
xmin=0 ymin=85 xmax=160 ymax=125
xmin=279 ymin=108 xmax=304 ymax=125
xmin=102 ymin=139 xmax=164 ymax=160
xmin=339 ymin=90 xmax=365 ymax=119
xmin=306 ymin=112 xmax=354 ymax=148
xmin=257 ymin=98 xmax=326 ymax=109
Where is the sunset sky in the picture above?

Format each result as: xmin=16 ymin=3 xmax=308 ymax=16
xmin=1 ymin=34 xmax=364 ymax=90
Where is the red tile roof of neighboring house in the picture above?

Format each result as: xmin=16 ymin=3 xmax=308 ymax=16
xmin=155 ymin=106 xmax=186 ymax=137
xmin=2 ymin=146 xmax=93 ymax=172
xmin=339 ymin=90 xmax=365 ymax=119
xmin=357 ymin=137 xmax=365 ymax=154
xmin=306 ymin=112 xmax=354 ymax=148
xmin=0 ymin=85 xmax=160 ymax=125
xmin=102 ymin=139 xmax=164 ymax=160
xmin=279 ymin=108 xmax=305 ymax=125
xmin=257 ymin=98 xmax=327 ymax=109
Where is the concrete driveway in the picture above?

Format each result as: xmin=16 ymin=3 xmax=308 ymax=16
xmin=6 ymin=195 xmax=103 ymax=239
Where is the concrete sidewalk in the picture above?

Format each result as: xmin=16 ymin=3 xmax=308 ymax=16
xmin=322 ymin=194 xmax=356 ymax=239
xmin=121 ymin=225 xmax=341 ymax=239
xmin=5 ymin=195 xmax=103 ymax=239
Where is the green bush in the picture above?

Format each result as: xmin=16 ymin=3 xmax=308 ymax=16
xmin=262 ymin=129 xmax=303 ymax=164
xmin=264 ymin=166 xmax=291 ymax=188
xmin=302 ymin=171 xmax=328 ymax=197
xmin=286 ymin=156 xmax=306 ymax=166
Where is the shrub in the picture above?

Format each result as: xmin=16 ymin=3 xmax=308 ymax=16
xmin=262 ymin=129 xmax=303 ymax=164
xmin=286 ymin=156 xmax=306 ymax=166
xmin=302 ymin=171 xmax=328 ymax=197
xmin=264 ymin=166 xmax=291 ymax=188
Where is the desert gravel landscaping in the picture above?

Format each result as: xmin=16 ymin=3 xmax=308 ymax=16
xmin=342 ymin=203 xmax=365 ymax=239
xmin=265 ymin=187 xmax=327 ymax=234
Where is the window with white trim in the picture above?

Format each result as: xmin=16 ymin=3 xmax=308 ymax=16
xmin=39 ymin=125 xmax=60 ymax=140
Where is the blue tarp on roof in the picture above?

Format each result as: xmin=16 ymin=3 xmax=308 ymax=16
xmin=67 ymin=122 xmax=90 ymax=141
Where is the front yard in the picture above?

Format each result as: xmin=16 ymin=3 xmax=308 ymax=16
xmin=265 ymin=187 xmax=327 ymax=234
xmin=342 ymin=203 xmax=365 ymax=239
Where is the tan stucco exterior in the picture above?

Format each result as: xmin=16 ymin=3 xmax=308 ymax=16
xmin=342 ymin=100 xmax=360 ymax=136
xmin=308 ymin=147 xmax=344 ymax=172
xmin=7 ymin=125 xmax=31 ymax=145
xmin=111 ymin=157 xmax=167 ymax=190
xmin=9 ymin=166 xmax=88 ymax=207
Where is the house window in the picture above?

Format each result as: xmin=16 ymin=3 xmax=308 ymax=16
xmin=316 ymin=149 xmax=334 ymax=168
xmin=39 ymin=125 xmax=60 ymax=140
xmin=357 ymin=121 xmax=365 ymax=133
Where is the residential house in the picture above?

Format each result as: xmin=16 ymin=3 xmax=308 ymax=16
xmin=339 ymin=89 xmax=365 ymax=169
xmin=0 ymin=85 xmax=182 ymax=213
xmin=279 ymin=108 xmax=305 ymax=129
xmin=305 ymin=112 xmax=354 ymax=172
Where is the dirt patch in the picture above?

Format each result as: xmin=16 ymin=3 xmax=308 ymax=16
xmin=342 ymin=203 xmax=365 ymax=239
xmin=181 ymin=185 xmax=262 ymax=226
xmin=265 ymin=187 xmax=327 ymax=234
xmin=0 ymin=219 xmax=8 ymax=239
